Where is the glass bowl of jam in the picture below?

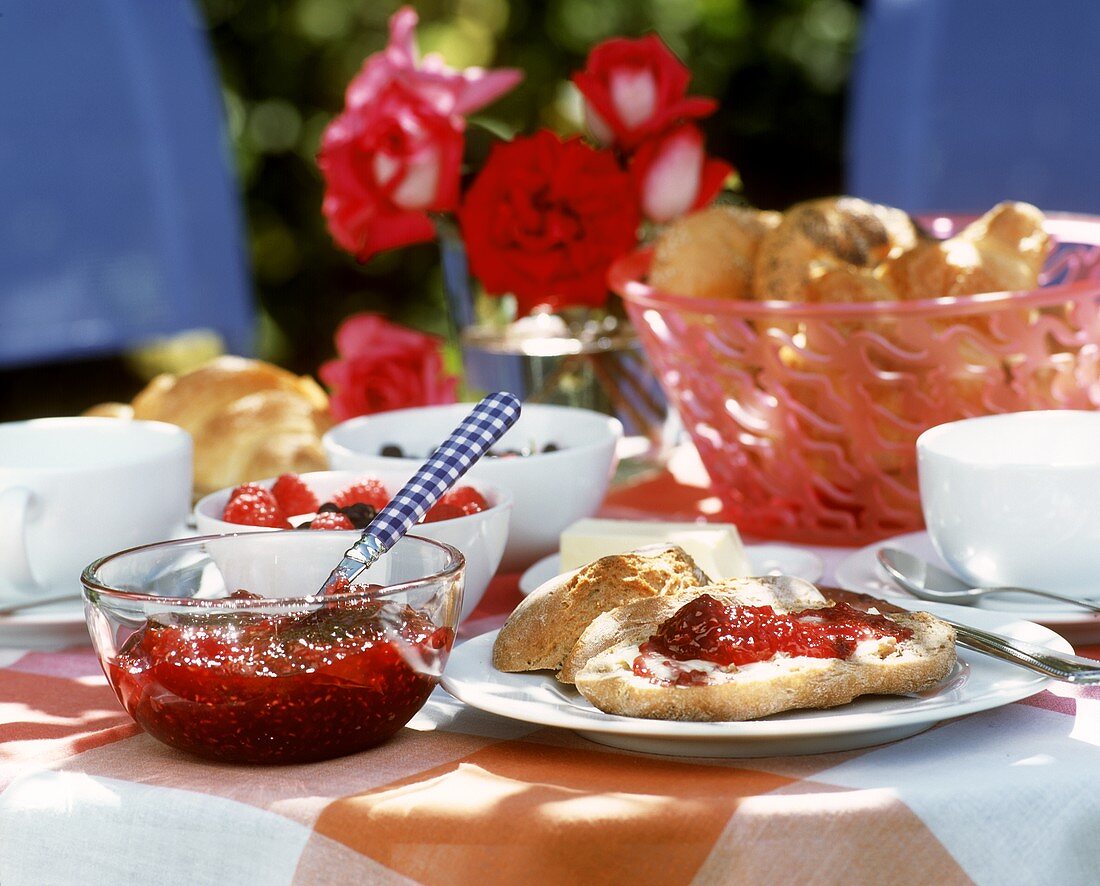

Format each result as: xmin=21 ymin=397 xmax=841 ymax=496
xmin=81 ymin=531 xmax=464 ymax=764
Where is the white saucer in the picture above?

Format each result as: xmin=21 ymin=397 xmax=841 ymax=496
xmin=443 ymin=600 xmax=1062 ymax=757
xmin=835 ymin=530 xmax=1100 ymax=644
xmin=0 ymin=596 xmax=89 ymax=650
xmin=0 ymin=521 xmax=199 ymax=650
xmin=519 ymin=544 xmax=825 ymax=597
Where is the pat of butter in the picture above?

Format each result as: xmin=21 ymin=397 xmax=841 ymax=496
xmin=559 ymin=519 xmax=751 ymax=580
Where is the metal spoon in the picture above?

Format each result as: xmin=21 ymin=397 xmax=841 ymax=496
xmin=877 ymin=548 xmax=1100 ymax=613
xmin=321 ymin=392 xmax=522 ymax=592
xmin=0 ymin=593 xmax=82 ymax=617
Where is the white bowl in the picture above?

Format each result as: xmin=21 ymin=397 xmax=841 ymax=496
xmin=918 ymin=410 xmax=1100 ymax=598
xmin=323 ymin=403 xmax=622 ymax=570
xmin=194 ymin=469 xmax=511 ymax=621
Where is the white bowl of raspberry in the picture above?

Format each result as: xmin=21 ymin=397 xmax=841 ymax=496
xmin=323 ymin=403 xmax=622 ymax=571
xmin=193 ymin=469 xmax=511 ymax=621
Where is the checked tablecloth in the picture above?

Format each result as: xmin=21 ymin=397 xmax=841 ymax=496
xmin=4 ymin=464 xmax=1100 ymax=885
xmin=7 ymin=572 xmax=1100 ymax=885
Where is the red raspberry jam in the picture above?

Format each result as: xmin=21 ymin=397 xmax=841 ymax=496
xmin=633 ymin=594 xmax=912 ymax=686
xmin=106 ymin=595 xmax=453 ymax=764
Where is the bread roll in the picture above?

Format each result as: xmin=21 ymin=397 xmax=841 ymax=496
xmin=881 ymin=201 xmax=1050 ymax=300
xmin=572 ymin=589 xmax=956 ymax=721
xmin=754 ymin=197 xmax=918 ymax=302
xmin=649 ymin=206 xmax=781 ymax=300
xmin=87 ymin=356 xmax=332 ymax=498
xmin=492 ymin=546 xmax=709 ymax=674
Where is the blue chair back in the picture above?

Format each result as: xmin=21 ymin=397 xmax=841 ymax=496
xmin=847 ymin=0 xmax=1100 ymax=215
xmin=0 ymin=0 xmax=253 ymax=367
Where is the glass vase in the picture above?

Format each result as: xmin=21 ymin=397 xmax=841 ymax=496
xmin=439 ymin=226 xmax=669 ymax=450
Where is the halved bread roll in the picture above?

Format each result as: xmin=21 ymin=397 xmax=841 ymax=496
xmin=571 ymin=587 xmax=956 ymax=722
xmin=492 ymin=546 xmax=709 ymax=674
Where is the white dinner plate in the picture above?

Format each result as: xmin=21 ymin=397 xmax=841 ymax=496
xmin=442 ymin=599 xmax=1063 ymax=758
xmin=518 ymin=544 xmax=825 ymax=597
xmin=834 ymin=531 xmax=1100 ymax=645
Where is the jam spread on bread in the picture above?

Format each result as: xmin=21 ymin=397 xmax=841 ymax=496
xmin=108 ymin=594 xmax=452 ymax=763
xmin=634 ymin=594 xmax=913 ymax=686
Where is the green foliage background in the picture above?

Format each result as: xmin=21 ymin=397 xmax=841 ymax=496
xmin=0 ymin=0 xmax=860 ymax=420
xmin=200 ymin=0 xmax=860 ymax=373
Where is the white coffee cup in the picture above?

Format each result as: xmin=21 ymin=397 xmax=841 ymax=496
xmin=0 ymin=417 xmax=192 ymax=601
xmin=917 ymin=410 xmax=1100 ymax=599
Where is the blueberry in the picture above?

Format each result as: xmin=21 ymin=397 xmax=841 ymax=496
xmin=543 ymin=443 xmax=559 ymax=453
xmin=318 ymin=502 xmax=340 ymax=513
xmin=381 ymin=444 xmax=404 ymax=458
xmin=341 ymin=502 xmax=377 ymax=529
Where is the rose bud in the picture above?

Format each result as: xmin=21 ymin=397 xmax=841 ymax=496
xmin=631 ymin=124 xmax=733 ymax=223
xmin=572 ymin=35 xmax=717 ymax=151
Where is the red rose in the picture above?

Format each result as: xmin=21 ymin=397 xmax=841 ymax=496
xmin=631 ymin=124 xmax=733 ymax=222
xmin=319 ymin=314 xmax=459 ymax=421
xmin=458 ymin=131 xmax=640 ymax=315
xmin=319 ymin=81 xmax=463 ymax=262
xmin=572 ymin=35 xmax=717 ymax=152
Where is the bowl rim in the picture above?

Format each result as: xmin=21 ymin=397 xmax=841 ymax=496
xmin=916 ymin=409 xmax=1100 ymax=467
xmin=80 ymin=531 xmax=465 ymax=608
xmin=0 ymin=416 xmax=192 ymax=473
xmin=322 ymin=401 xmax=623 ymax=466
xmin=610 ymin=211 xmax=1100 ymax=320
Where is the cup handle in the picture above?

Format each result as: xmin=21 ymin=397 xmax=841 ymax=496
xmin=0 ymin=486 xmax=40 ymax=594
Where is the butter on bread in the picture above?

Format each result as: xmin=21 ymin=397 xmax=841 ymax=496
xmin=559 ymin=575 xmax=824 ymax=684
xmin=86 ymin=356 xmax=331 ymax=498
xmin=492 ymin=546 xmax=709 ymax=674
xmin=572 ymin=587 xmax=956 ymax=722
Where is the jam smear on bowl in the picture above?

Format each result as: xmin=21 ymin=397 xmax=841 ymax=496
xmin=108 ymin=591 xmax=454 ymax=764
xmin=634 ymin=594 xmax=912 ymax=686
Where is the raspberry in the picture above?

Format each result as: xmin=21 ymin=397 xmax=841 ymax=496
xmin=222 ymin=489 xmax=290 ymax=528
xmin=271 ymin=473 xmax=318 ymax=517
xmin=309 ymin=511 xmax=354 ymax=530
xmin=421 ymin=502 xmax=465 ymax=523
xmin=333 ymin=478 xmax=389 ymax=511
xmin=227 ymin=482 xmax=267 ymax=502
xmin=439 ymin=486 xmax=489 ymax=515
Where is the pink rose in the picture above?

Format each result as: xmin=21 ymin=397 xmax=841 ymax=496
xmin=572 ymin=35 xmax=716 ymax=151
xmin=347 ymin=7 xmax=522 ymax=117
xmin=630 ymin=124 xmax=733 ymax=222
xmin=319 ymin=81 xmax=463 ymax=261
xmin=319 ymin=6 xmax=521 ymax=262
xmin=319 ymin=314 xmax=459 ymax=421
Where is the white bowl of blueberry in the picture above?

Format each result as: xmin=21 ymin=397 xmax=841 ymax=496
xmin=323 ymin=403 xmax=622 ymax=570
xmin=193 ymin=469 xmax=511 ymax=621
